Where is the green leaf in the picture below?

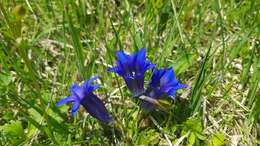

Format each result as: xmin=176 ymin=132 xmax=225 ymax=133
xmin=208 ymin=132 xmax=225 ymax=146
xmin=187 ymin=132 xmax=196 ymax=146
xmin=195 ymin=132 xmax=207 ymax=140
xmin=172 ymin=54 xmax=196 ymax=75
xmin=0 ymin=72 xmax=12 ymax=86
xmin=184 ymin=118 xmax=203 ymax=133
xmin=1 ymin=120 xmax=25 ymax=138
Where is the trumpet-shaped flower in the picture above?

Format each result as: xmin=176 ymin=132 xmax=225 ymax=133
xmin=142 ymin=68 xmax=187 ymax=109
xmin=56 ymin=76 xmax=113 ymax=123
xmin=108 ymin=48 xmax=155 ymax=96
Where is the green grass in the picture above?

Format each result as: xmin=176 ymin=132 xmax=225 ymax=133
xmin=0 ymin=0 xmax=259 ymax=145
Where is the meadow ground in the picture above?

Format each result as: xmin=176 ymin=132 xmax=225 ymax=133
xmin=0 ymin=0 xmax=259 ymax=145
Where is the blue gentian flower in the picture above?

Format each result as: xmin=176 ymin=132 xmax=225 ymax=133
xmin=56 ymin=76 xmax=113 ymax=123
xmin=142 ymin=68 xmax=187 ymax=109
xmin=108 ymin=48 xmax=155 ymax=96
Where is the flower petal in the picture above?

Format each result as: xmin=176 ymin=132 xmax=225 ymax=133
xmin=134 ymin=48 xmax=146 ymax=73
xmin=173 ymin=83 xmax=188 ymax=90
xmin=116 ymin=51 xmax=129 ymax=63
xmin=72 ymin=101 xmax=80 ymax=117
xmin=108 ymin=66 xmax=124 ymax=76
xmin=109 ymin=48 xmax=154 ymax=96
xmin=83 ymin=76 xmax=100 ymax=93
xmin=84 ymin=76 xmax=99 ymax=86
xmin=149 ymin=69 xmax=165 ymax=88
xmin=145 ymin=60 xmax=156 ymax=71
xmin=70 ymin=84 xmax=86 ymax=100
xmin=56 ymin=97 xmax=74 ymax=107
xmin=91 ymin=84 xmax=101 ymax=91
xmin=160 ymin=68 xmax=175 ymax=86
xmin=146 ymin=67 xmax=187 ymax=102
xmin=107 ymin=66 xmax=118 ymax=73
xmin=81 ymin=93 xmax=113 ymax=123
xmin=167 ymin=89 xmax=177 ymax=99
xmin=124 ymin=75 xmax=144 ymax=96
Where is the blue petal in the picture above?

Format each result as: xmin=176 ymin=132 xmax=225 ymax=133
xmin=80 ymin=93 xmax=113 ymax=123
xmin=108 ymin=66 xmax=124 ymax=76
xmin=145 ymin=60 xmax=156 ymax=71
xmin=84 ymin=76 xmax=99 ymax=86
xmin=166 ymin=82 xmax=188 ymax=90
xmin=116 ymin=51 xmax=129 ymax=63
xmin=167 ymin=89 xmax=177 ymax=99
xmin=109 ymin=49 xmax=155 ymax=96
xmin=137 ymin=48 xmax=146 ymax=59
xmin=166 ymin=78 xmax=179 ymax=87
xmin=83 ymin=76 xmax=100 ymax=93
xmin=124 ymin=75 xmax=144 ymax=96
xmin=56 ymin=97 xmax=74 ymax=107
xmin=149 ymin=69 xmax=165 ymax=88
xmin=84 ymin=84 xmax=101 ymax=94
xmin=158 ymin=69 xmax=167 ymax=77
xmin=107 ymin=66 xmax=118 ymax=73
xmin=177 ymin=83 xmax=188 ymax=89
xmin=72 ymin=101 xmax=80 ymax=117
xmin=134 ymin=48 xmax=146 ymax=73
xmin=160 ymin=68 xmax=175 ymax=86
xmin=70 ymin=84 xmax=86 ymax=100
xmin=91 ymin=84 xmax=100 ymax=91
xmin=147 ymin=67 xmax=187 ymax=99
xmin=161 ymin=79 xmax=179 ymax=92
xmin=172 ymin=83 xmax=188 ymax=90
